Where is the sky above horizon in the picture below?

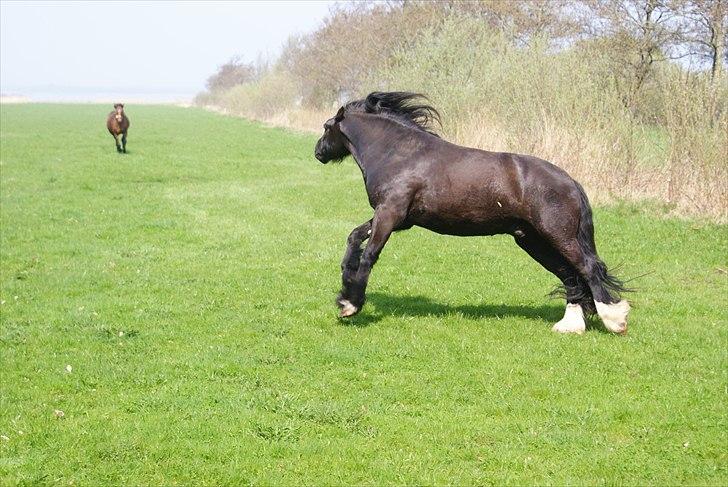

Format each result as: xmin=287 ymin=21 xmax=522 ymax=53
xmin=0 ymin=1 xmax=335 ymax=98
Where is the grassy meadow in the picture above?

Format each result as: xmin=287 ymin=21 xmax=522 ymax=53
xmin=1 ymin=104 xmax=726 ymax=485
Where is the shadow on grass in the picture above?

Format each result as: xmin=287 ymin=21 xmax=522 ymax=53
xmin=339 ymin=292 xmax=556 ymax=327
xmin=340 ymin=292 xmax=609 ymax=333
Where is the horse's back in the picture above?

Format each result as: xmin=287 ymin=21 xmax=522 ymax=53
xmin=451 ymin=148 xmax=581 ymax=204
xmin=408 ymin=143 xmax=581 ymax=236
xmin=420 ymin=144 xmax=524 ymax=207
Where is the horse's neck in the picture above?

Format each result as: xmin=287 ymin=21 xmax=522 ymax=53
xmin=343 ymin=116 xmax=419 ymax=177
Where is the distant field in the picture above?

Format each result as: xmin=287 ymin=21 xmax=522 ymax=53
xmin=1 ymin=104 xmax=726 ymax=485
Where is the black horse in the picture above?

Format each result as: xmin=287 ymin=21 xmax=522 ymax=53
xmin=315 ymin=92 xmax=630 ymax=334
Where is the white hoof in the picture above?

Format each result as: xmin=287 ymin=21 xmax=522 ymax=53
xmin=552 ymin=303 xmax=586 ymax=334
xmin=338 ymin=299 xmax=359 ymax=318
xmin=595 ymin=300 xmax=630 ymax=334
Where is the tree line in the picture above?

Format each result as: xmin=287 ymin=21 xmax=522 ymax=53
xmin=203 ymin=0 xmax=726 ymax=111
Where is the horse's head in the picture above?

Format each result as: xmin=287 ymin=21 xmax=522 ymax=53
xmin=314 ymin=106 xmax=350 ymax=164
xmin=113 ymin=103 xmax=124 ymax=122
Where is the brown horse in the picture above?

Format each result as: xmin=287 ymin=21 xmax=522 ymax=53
xmin=106 ymin=103 xmax=130 ymax=153
xmin=315 ymin=92 xmax=630 ymax=335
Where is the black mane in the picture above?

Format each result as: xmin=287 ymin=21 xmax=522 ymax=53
xmin=344 ymin=92 xmax=442 ymax=136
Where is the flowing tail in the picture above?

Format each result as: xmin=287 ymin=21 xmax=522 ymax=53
xmin=573 ymin=181 xmax=628 ymax=314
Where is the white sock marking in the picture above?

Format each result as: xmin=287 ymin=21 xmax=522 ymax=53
xmin=338 ymin=299 xmax=358 ymax=317
xmin=552 ymin=303 xmax=586 ymax=334
xmin=595 ymin=300 xmax=630 ymax=334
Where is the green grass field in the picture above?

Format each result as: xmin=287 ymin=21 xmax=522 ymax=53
xmin=1 ymin=104 xmax=726 ymax=485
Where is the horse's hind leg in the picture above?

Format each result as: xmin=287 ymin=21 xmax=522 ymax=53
xmin=535 ymin=184 xmax=630 ymax=334
xmin=549 ymin=239 xmax=630 ymax=334
xmin=514 ymin=232 xmax=589 ymax=334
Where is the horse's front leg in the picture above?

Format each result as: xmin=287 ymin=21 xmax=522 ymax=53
xmin=338 ymin=207 xmax=402 ymax=318
xmin=113 ymin=134 xmax=122 ymax=153
xmin=121 ymin=132 xmax=127 ymax=153
xmin=338 ymin=220 xmax=372 ymax=301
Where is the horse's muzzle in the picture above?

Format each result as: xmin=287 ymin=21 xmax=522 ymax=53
xmin=315 ymin=151 xmax=327 ymax=163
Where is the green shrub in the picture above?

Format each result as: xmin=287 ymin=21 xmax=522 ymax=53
xmin=217 ymin=71 xmax=298 ymax=119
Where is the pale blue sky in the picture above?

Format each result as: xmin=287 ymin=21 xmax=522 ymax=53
xmin=0 ymin=0 xmax=335 ymax=98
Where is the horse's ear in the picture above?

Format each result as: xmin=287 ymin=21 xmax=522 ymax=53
xmin=334 ymin=106 xmax=345 ymax=123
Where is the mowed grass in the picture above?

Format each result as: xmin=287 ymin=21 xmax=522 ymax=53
xmin=1 ymin=104 xmax=726 ymax=485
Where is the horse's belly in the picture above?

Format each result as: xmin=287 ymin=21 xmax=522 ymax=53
xmin=409 ymin=186 xmax=521 ymax=236
xmin=410 ymin=213 xmax=516 ymax=237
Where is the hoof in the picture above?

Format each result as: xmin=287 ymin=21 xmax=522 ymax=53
xmin=551 ymin=303 xmax=586 ymax=334
xmin=337 ymin=299 xmax=359 ymax=318
xmin=595 ymin=300 xmax=630 ymax=335
xmin=552 ymin=321 xmax=585 ymax=334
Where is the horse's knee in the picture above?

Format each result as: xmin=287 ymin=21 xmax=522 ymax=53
xmin=348 ymin=226 xmax=370 ymax=246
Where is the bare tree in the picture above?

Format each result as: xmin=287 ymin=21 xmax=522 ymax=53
xmin=681 ymin=0 xmax=727 ymax=78
xmin=206 ymin=57 xmax=259 ymax=93
xmin=580 ymin=0 xmax=685 ymax=107
xmin=443 ymin=0 xmax=581 ymax=46
xmin=278 ymin=2 xmax=443 ymax=107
